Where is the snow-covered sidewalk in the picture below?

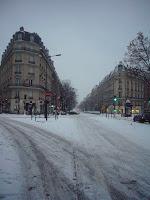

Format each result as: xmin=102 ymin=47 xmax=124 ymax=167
xmin=0 ymin=127 xmax=26 ymax=200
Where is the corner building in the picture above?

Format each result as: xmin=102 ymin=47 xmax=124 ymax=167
xmin=0 ymin=27 xmax=61 ymax=114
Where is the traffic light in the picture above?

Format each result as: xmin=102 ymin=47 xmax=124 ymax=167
xmin=113 ymin=96 xmax=117 ymax=102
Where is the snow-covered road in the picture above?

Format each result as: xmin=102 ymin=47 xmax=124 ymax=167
xmin=0 ymin=113 xmax=150 ymax=200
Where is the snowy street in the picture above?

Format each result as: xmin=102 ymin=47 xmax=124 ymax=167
xmin=0 ymin=113 xmax=150 ymax=200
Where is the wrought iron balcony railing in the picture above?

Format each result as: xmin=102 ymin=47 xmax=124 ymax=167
xmin=8 ymin=84 xmax=46 ymax=90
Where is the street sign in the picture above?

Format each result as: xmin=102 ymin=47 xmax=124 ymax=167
xmin=45 ymin=96 xmax=50 ymax=101
xmin=45 ymin=91 xmax=53 ymax=96
xmin=125 ymin=102 xmax=132 ymax=107
xmin=126 ymin=99 xmax=131 ymax=103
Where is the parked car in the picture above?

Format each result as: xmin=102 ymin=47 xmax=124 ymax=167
xmin=68 ymin=110 xmax=80 ymax=115
xmin=133 ymin=114 xmax=142 ymax=122
xmin=123 ymin=113 xmax=132 ymax=117
xmin=60 ymin=111 xmax=67 ymax=115
xmin=133 ymin=112 xmax=150 ymax=123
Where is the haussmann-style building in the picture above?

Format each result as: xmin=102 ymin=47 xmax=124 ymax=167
xmin=98 ymin=63 xmax=145 ymax=114
xmin=0 ymin=27 xmax=61 ymax=114
xmin=81 ymin=63 xmax=150 ymax=115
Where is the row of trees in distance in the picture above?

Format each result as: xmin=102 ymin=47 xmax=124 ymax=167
xmin=60 ymin=80 xmax=77 ymax=112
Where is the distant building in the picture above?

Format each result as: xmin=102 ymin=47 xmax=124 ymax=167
xmin=143 ymin=72 xmax=150 ymax=112
xmin=80 ymin=63 xmax=149 ymax=114
xmin=98 ymin=63 xmax=145 ymax=114
xmin=0 ymin=27 xmax=61 ymax=114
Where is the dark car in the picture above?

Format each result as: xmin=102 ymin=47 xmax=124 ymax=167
xmin=60 ymin=111 xmax=67 ymax=115
xmin=133 ymin=114 xmax=142 ymax=122
xmin=68 ymin=110 xmax=80 ymax=115
xmin=123 ymin=113 xmax=132 ymax=117
xmin=133 ymin=112 xmax=150 ymax=123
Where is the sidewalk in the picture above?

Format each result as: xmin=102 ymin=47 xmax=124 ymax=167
xmin=84 ymin=111 xmax=134 ymax=121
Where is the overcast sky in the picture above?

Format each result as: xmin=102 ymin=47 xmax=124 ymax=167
xmin=0 ymin=0 xmax=150 ymax=102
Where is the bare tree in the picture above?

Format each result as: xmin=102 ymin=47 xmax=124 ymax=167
xmin=124 ymin=32 xmax=150 ymax=111
xmin=124 ymin=32 xmax=150 ymax=71
xmin=61 ymin=80 xmax=77 ymax=111
xmin=124 ymin=32 xmax=150 ymax=88
xmin=78 ymin=85 xmax=100 ymax=111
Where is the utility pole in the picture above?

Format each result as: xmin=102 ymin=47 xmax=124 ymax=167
xmin=44 ymin=64 xmax=48 ymax=121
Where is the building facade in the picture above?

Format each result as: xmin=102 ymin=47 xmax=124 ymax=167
xmin=98 ymin=64 xmax=145 ymax=114
xmin=80 ymin=63 xmax=149 ymax=114
xmin=0 ymin=27 xmax=61 ymax=114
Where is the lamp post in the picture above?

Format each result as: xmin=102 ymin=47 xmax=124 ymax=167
xmin=43 ymin=53 xmax=61 ymax=121
xmin=50 ymin=54 xmax=61 ymax=58
xmin=113 ymin=96 xmax=117 ymax=111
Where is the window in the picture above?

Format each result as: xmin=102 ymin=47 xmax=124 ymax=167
xmin=119 ymin=92 xmax=122 ymax=98
xmin=118 ymin=84 xmax=122 ymax=90
xmin=29 ymin=67 xmax=34 ymax=73
xmin=15 ymin=90 xmax=19 ymax=98
xmin=18 ymin=33 xmax=22 ymax=40
xmin=30 ymin=35 xmax=34 ymax=42
xmin=137 ymin=83 xmax=139 ymax=92
xmin=28 ymin=55 xmax=35 ymax=64
xmin=16 ymin=44 xmax=22 ymax=49
xmin=118 ymin=79 xmax=122 ymax=83
xmin=15 ymin=65 xmax=21 ymax=73
xmin=29 ymin=79 xmax=33 ymax=86
xmin=15 ymin=54 xmax=22 ymax=62
xmin=29 ymin=90 xmax=33 ymax=99
xmin=135 ymin=82 xmax=137 ymax=91
xmin=16 ymin=78 xmax=20 ymax=85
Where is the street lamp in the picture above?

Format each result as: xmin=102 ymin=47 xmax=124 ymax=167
xmin=43 ymin=53 xmax=61 ymax=121
xmin=113 ymin=96 xmax=117 ymax=111
xmin=50 ymin=54 xmax=61 ymax=57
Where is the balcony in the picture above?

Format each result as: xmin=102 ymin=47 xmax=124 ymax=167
xmin=8 ymin=84 xmax=46 ymax=90
xmin=28 ymin=72 xmax=35 ymax=76
xmin=14 ymin=47 xmax=39 ymax=54
xmin=15 ymin=71 xmax=22 ymax=74
xmin=28 ymin=61 xmax=35 ymax=64
xmin=15 ymin=59 xmax=22 ymax=63
xmin=15 ymin=96 xmax=20 ymax=99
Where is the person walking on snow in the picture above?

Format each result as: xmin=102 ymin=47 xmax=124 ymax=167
xmin=54 ymin=109 xmax=58 ymax=120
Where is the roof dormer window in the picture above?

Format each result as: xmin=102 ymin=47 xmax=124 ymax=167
xmin=18 ymin=33 xmax=22 ymax=40
xmin=30 ymin=35 xmax=34 ymax=42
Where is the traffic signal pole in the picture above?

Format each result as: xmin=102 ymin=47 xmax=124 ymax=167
xmin=44 ymin=99 xmax=48 ymax=121
xmin=45 ymin=62 xmax=48 ymax=121
xmin=39 ymin=48 xmax=61 ymax=121
xmin=113 ymin=96 xmax=117 ymax=111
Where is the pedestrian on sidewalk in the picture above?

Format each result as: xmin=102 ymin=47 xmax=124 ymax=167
xmin=54 ymin=109 xmax=58 ymax=120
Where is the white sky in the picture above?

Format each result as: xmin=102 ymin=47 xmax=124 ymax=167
xmin=0 ymin=0 xmax=150 ymax=102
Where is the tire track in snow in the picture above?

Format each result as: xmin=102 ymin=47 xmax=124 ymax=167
xmin=0 ymin=121 xmax=75 ymax=199
xmin=74 ymin=114 xmax=150 ymax=200
xmin=72 ymin=148 xmax=85 ymax=200
xmin=0 ymin=118 xmax=90 ymax=200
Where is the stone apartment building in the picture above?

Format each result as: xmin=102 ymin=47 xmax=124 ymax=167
xmin=0 ymin=27 xmax=61 ymax=114
xmin=80 ymin=63 xmax=147 ymax=114
xmin=98 ymin=63 xmax=145 ymax=114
